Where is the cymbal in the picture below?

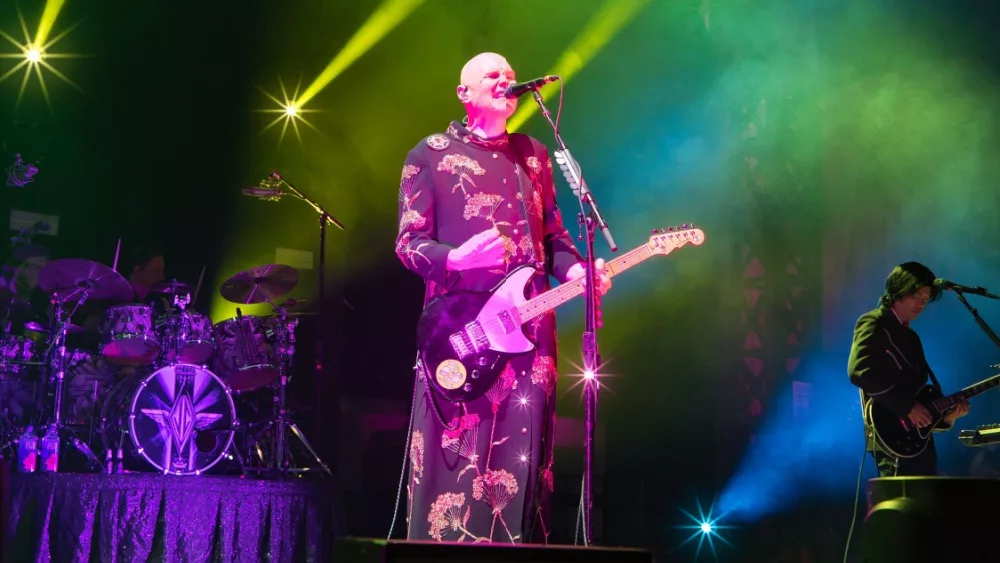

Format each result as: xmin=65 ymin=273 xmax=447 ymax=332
xmin=150 ymin=280 xmax=193 ymax=295
xmin=219 ymin=264 xmax=299 ymax=304
xmin=24 ymin=320 xmax=86 ymax=334
xmin=39 ymin=258 xmax=133 ymax=303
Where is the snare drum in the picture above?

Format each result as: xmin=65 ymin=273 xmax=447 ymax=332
xmin=100 ymin=304 xmax=160 ymax=366
xmin=211 ymin=316 xmax=278 ymax=392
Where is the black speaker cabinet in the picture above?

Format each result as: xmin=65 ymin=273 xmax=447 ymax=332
xmin=334 ymin=537 xmax=656 ymax=563
xmin=864 ymin=477 xmax=1000 ymax=563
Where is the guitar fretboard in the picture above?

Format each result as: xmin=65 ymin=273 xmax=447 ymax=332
xmin=932 ymin=373 xmax=1000 ymax=411
xmin=516 ymin=245 xmax=654 ymax=323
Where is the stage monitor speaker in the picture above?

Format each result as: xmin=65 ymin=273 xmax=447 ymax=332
xmin=864 ymin=477 xmax=1000 ymax=563
xmin=334 ymin=537 xmax=656 ymax=563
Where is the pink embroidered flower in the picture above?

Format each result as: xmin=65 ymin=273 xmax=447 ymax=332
xmin=441 ymin=413 xmax=480 ymax=461
xmin=395 ymin=233 xmax=431 ymax=268
xmin=463 ymin=193 xmax=504 ymax=221
xmin=409 ymin=430 xmax=425 ymax=480
xmin=531 ymin=355 xmax=557 ymax=396
xmin=437 ymin=154 xmax=486 ymax=196
xmin=427 ymin=492 xmax=467 ymax=541
xmin=526 ymin=156 xmax=542 ymax=174
xmin=401 ymin=164 xmax=421 ymax=182
xmin=472 ymin=469 xmax=520 ymax=514
xmin=486 ymin=363 xmax=518 ymax=411
xmin=399 ymin=210 xmax=426 ymax=232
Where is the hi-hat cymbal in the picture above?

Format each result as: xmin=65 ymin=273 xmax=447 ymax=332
xmin=219 ymin=264 xmax=299 ymax=304
xmin=39 ymin=258 xmax=133 ymax=302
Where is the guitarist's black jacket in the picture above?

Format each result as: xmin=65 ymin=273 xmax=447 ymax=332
xmin=848 ymin=306 xmax=946 ymax=423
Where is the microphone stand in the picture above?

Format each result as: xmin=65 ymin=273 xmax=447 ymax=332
xmin=530 ymin=88 xmax=617 ymax=547
xmin=260 ymin=172 xmax=343 ymax=476
xmin=952 ymin=290 xmax=1000 ymax=351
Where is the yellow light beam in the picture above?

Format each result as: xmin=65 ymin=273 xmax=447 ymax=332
xmin=255 ymin=74 xmax=321 ymax=148
xmin=296 ymin=0 xmax=426 ymax=107
xmin=33 ymin=0 xmax=67 ymax=48
xmin=0 ymin=6 xmax=85 ymax=112
xmin=508 ymin=0 xmax=651 ymax=133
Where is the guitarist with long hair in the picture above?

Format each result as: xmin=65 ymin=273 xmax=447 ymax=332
xmin=848 ymin=261 xmax=970 ymax=476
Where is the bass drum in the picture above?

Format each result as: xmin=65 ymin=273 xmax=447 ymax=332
xmin=100 ymin=363 xmax=236 ymax=475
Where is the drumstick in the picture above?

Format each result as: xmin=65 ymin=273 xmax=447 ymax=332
xmin=192 ymin=264 xmax=206 ymax=306
xmin=112 ymin=238 xmax=121 ymax=271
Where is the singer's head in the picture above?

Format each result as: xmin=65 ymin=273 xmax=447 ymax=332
xmin=879 ymin=261 xmax=941 ymax=324
xmin=457 ymin=52 xmax=517 ymax=130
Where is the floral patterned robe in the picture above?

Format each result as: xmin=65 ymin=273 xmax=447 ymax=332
xmin=395 ymin=120 xmax=582 ymax=543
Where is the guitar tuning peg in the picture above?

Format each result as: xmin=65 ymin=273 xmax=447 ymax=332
xmin=667 ymin=226 xmax=673 ymax=232
xmin=681 ymin=223 xmax=688 ymax=229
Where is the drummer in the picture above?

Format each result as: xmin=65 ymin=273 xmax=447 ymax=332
xmin=126 ymin=247 xmax=167 ymax=306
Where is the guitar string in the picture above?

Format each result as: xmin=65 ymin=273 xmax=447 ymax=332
xmin=474 ymin=246 xmax=652 ymax=338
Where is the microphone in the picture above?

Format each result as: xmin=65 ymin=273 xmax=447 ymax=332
xmin=504 ymin=75 xmax=560 ymax=99
xmin=243 ymin=171 xmax=286 ymax=201
xmin=935 ymin=278 xmax=1000 ymax=299
xmin=242 ymin=187 xmax=285 ymax=200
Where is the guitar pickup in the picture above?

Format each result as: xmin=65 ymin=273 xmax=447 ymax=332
xmin=448 ymin=321 xmax=489 ymax=359
xmin=497 ymin=309 xmax=519 ymax=334
xmin=449 ymin=333 xmax=473 ymax=359
xmin=466 ymin=321 xmax=489 ymax=352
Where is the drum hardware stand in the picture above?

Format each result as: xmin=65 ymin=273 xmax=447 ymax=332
xmin=43 ymin=288 xmax=102 ymax=470
xmin=239 ymin=300 xmax=331 ymax=478
xmin=270 ymin=303 xmax=330 ymax=477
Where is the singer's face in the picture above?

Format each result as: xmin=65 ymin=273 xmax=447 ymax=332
xmin=897 ymin=286 xmax=932 ymax=323
xmin=459 ymin=53 xmax=517 ymax=119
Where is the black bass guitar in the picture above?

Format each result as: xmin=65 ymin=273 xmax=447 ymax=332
xmin=416 ymin=227 xmax=705 ymax=403
xmin=866 ymin=372 xmax=1000 ymax=458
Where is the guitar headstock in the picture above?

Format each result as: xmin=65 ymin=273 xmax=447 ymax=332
xmin=647 ymin=224 xmax=705 ymax=256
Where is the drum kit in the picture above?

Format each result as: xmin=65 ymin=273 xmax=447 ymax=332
xmin=0 ymin=257 xmax=330 ymax=477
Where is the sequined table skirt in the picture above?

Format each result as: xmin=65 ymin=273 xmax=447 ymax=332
xmin=5 ymin=472 xmax=340 ymax=563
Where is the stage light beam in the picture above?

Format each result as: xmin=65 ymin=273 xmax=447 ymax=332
xmin=295 ymin=0 xmax=426 ymax=107
xmin=0 ymin=6 xmax=85 ymax=113
xmin=508 ymin=0 xmax=651 ymax=132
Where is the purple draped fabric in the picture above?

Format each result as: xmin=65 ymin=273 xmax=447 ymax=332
xmin=6 ymin=473 xmax=339 ymax=562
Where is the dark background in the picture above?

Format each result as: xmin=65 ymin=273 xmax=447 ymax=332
xmin=4 ymin=1 xmax=1000 ymax=561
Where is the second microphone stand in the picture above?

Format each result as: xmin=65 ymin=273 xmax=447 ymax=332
xmin=530 ymin=87 xmax=617 ymax=547
xmin=255 ymin=172 xmax=343 ymax=476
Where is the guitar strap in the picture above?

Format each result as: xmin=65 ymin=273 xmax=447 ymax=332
xmin=508 ymin=136 xmax=542 ymax=269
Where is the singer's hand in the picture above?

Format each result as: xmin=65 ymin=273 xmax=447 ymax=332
xmin=446 ymin=228 xmax=507 ymax=271
xmin=566 ymin=259 xmax=612 ymax=296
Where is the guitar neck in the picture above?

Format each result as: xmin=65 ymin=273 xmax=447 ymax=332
xmin=932 ymin=373 xmax=1000 ymax=411
xmin=517 ymin=244 xmax=654 ymax=323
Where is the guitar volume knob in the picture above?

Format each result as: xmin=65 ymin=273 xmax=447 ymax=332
xmin=471 ymin=370 xmax=480 ymax=379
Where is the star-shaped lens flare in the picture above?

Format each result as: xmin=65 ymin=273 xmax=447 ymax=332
xmin=673 ymin=496 xmax=735 ymax=560
xmin=0 ymin=8 xmax=84 ymax=113
xmin=256 ymin=75 xmax=321 ymax=148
